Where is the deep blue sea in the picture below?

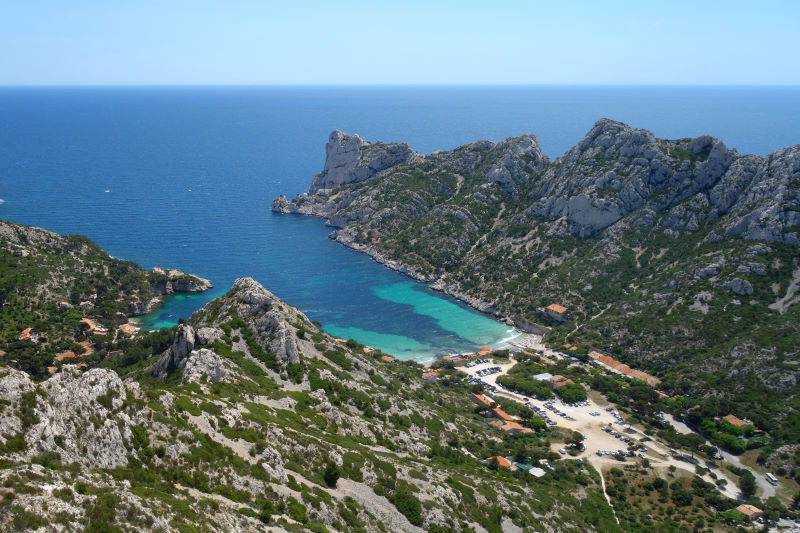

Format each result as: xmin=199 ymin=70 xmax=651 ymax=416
xmin=1 ymin=86 xmax=798 ymax=361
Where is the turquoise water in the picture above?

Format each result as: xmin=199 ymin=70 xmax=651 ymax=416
xmin=1 ymin=86 xmax=798 ymax=361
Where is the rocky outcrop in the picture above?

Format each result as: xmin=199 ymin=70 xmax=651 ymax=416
xmin=720 ymin=278 xmax=754 ymax=296
xmin=308 ymin=130 xmax=420 ymax=194
xmin=277 ymin=119 xmax=800 ymax=243
xmin=182 ymin=348 xmax=226 ymax=383
xmin=150 ymin=269 xmax=213 ymax=295
xmin=196 ymin=326 xmax=224 ymax=345
xmin=152 ymin=324 xmax=197 ymax=380
xmin=524 ymin=119 xmax=743 ymax=237
xmin=723 ymin=145 xmax=800 ymax=246
xmin=484 ymin=134 xmax=549 ymax=195
xmin=128 ymin=296 xmax=162 ymax=316
xmin=192 ymin=278 xmax=301 ymax=366
xmin=0 ymin=366 xmax=148 ymax=469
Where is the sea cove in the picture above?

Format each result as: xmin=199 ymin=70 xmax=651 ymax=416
xmin=2 ymin=86 xmax=799 ymax=361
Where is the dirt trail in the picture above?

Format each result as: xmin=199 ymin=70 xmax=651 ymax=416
xmin=336 ymin=479 xmax=424 ymax=533
xmin=453 ymin=174 xmax=464 ymax=197
xmin=769 ymin=266 xmax=800 ymax=314
xmin=466 ymin=202 xmax=506 ymax=257
xmin=594 ymin=467 xmax=620 ymax=526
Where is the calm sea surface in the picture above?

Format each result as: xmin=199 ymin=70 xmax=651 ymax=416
xmin=1 ymin=86 xmax=798 ymax=361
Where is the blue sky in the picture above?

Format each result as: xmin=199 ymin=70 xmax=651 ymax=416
xmin=2 ymin=1 xmax=798 ymax=85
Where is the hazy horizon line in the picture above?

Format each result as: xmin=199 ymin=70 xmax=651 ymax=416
xmin=1 ymin=83 xmax=800 ymax=89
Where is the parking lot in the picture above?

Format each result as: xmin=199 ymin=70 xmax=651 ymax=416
xmin=459 ymin=356 xmax=742 ymax=499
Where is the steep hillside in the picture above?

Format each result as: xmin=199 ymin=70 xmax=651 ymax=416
xmin=0 ymin=277 xmax=621 ymax=532
xmin=273 ymin=121 xmax=800 ymax=415
xmin=0 ymin=219 xmax=211 ymax=377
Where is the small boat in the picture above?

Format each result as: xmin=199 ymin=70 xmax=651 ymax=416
xmin=104 ymin=189 xmax=110 ymax=193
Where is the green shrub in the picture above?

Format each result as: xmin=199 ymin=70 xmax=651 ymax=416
xmin=287 ymin=497 xmax=308 ymax=523
xmin=175 ymin=396 xmax=201 ymax=416
xmin=323 ymin=461 xmax=340 ymax=488
xmin=392 ymin=487 xmax=422 ymax=526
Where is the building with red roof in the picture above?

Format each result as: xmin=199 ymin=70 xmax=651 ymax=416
xmin=723 ymin=414 xmax=751 ymax=427
xmin=492 ymin=407 xmax=515 ymax=422
xmin=484 ymin=456 xmax=515 ymax=470
xmin=545 ymin=304 xmax=568 ymax=323
xmin=470 ymin=392 xmax=493 ymax=407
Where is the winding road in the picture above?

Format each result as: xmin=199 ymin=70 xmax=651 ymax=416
xmin=662 ymin=414 xmax=775 ymax=499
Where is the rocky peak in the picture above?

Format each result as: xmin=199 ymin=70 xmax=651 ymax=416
xmin=486 ymin=134 xmax=549 ymax=195
xmin=189 ymin=278 xmax=302 ymax=366
xmin=569 ymin=119 xmax=659 ymax=160
xmin=308 ymin=130 xmax=419 ymax=194
xmin=723 ymin=143 xmax=800 ymax=245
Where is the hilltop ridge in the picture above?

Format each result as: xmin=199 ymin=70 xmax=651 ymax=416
xmin=273 ymin=120 xmax=800 ymax=405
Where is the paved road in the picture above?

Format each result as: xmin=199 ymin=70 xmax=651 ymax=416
xmin=662 ymin=414 xmax=775 ymax=499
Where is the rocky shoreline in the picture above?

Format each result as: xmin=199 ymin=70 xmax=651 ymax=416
xmin=129 ymin=269 xmax=213 ymax=316
xmin=271 ymin=198 xmax=539 ymax=334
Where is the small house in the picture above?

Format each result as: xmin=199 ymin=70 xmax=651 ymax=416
xmin=55 ymin=351 xmax=79 ymax=361
xmin=545 ymin=304 xmax=568 ymax=323
xmin=483 ymin=456 xmax=516 ymax=470
xmin=723 ymin=414 xmax=751 ymax=428
xmin=493 ymin=421 xmax=532 ymax=435
xmin=735 ymin=504 xmax=764 ymax=521
xmin=550 ymin=375 xmax=574 ymax=388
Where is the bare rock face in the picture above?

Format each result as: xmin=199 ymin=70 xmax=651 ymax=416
xmin=182 ymin=348 xmax=226 ymax=383
xmin=525 ymin=119 xmax=741 ymax=236
xmin=152 ymin=324 xmax=197 ymax=380
xmin=0 ymin=366 xmax=148 ymax=469
xmin=308 ymin=130 xmax=419 ymax=194
xmin=128 ymin=296 xmax=162 ymax=316
xmin=0 ymin=368 xmax=35 ymax=437
xmin=720 ymin=278 xmax=754 ymax=296
xmin=723 ymin=144 xmax=800 ymax=246
xmin=277 ymin=120 xmax=800 ymax=243
xmin=193 ymin=278 xmax=302 ymax=366
xmin=485 ymin=134 xmax=549 ymax=195
xmin=195 ymin=327 xmax=224 ymax=346
xmin=695 ymin=265 xmax=720 ymax=280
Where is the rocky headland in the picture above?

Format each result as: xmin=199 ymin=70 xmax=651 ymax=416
xmin=273 ymin=120 xmax=800 ymax=397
